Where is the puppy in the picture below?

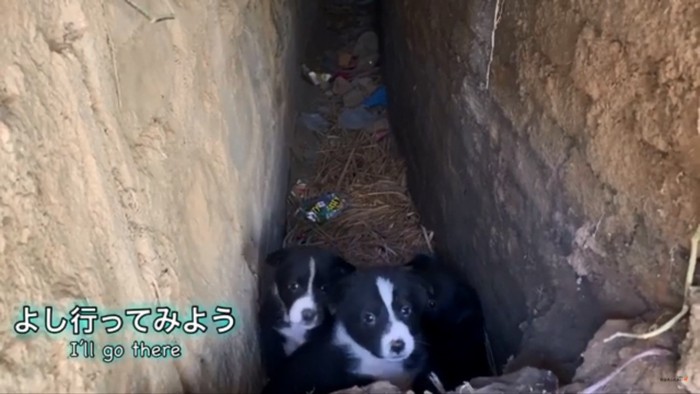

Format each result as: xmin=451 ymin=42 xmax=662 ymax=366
xmin=405 ymin=253 xmax=494 ymax=391
xmin=261 ymin=267 xmax=430 ymax=394
xmin=258 ymin=246 xmax=356 ymax=378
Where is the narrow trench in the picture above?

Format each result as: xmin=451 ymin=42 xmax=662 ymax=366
xmin=274 ymin=1 xmax=496 ymax=392
xmin=286 ymin=2 xmax=423 ymax=267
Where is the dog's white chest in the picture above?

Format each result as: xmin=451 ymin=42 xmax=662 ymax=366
xmin=277 ymin=323 xmax=309 ymax=355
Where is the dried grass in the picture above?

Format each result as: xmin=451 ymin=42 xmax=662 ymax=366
xmin=284 ymin=104 xmax=432 ymax=266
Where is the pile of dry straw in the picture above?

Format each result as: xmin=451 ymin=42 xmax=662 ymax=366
xmin=283 ymin=113 xmax=433 ymax=266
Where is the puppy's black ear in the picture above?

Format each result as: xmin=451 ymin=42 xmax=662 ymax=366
xmin=453 ymin=285 xmax=483 ymax=316
xmin=326 ymin=276 xmax=349 ymax=315
xmin=407 ymin=273 xmax=433 ymax=313
xmin=264 ymin=248 xmax=288 ymax=266
xmin=332 ymin=256 xmax=356 ymax=277
xmin=404 ymin=253 xmax=434 ymax=271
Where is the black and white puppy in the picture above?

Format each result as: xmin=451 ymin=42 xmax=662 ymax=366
xmin=405 ymin=253 xmax=494 ymax=392
xmin=261 ymin=267 xmax=430 ymax=394
xmin=258 ymin=246 xmax=356 ymax=378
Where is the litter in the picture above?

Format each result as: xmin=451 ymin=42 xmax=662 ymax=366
xmin=333 ymin=70 xmax=354 ymax=81
xmin=290 ymin=179 xmax=310 ymax=200
xmin=299 ymin=113 xmax=330 ymax=132
xmin=333 ymin=76 xmax=353 ymax=95
xmin=353 ymin=31 xmax=379 ymax=59
xmin=297 ymin=192 xmax=346 ymax=224
xmin=370 ymin=118 xmax=390 ymax=140
xmin=301 ymin=64 xmax=332 ymax=87
xmin=338 ymin=106 xmax=379 ymax=130
xmin=343 ymin=89 xmax=366 ymax=108
xmin=316 ymin=104 xmax=333 ymax=116
xmin=338 ymin=52 xmax=356 ymax=69
xmin=362 ymin=85 xmax=388 ymax=108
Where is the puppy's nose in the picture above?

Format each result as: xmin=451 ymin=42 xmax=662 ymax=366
xmin=390 ymin=339 xmax=405 ymax=354
xmin=301 ymin=309 xmax=317 ymax=323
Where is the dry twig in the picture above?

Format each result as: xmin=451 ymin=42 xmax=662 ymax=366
xmin=286 ymin=118 xmax=430 ymax=265
xmin=604 ymin=224 xmax=700 ymax=343
xmin=484 ymin=0 xmax=504 ymax=90
xmin=580 ymin=348 xmax=673 ymax=394
xmin=123 ymin=0 xmax=175 ymax=23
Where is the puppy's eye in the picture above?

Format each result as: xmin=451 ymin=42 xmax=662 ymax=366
xmin=428 ymin=299 xmax=437 ymax=308
xmin=362 ymin=312 xmax=376 ymax=325
xmin=400 ymin=305 xmax=412 ymax=316
xmin=319 ymin=284 xmax=327 ymax=293
xmin=288 ymin=282 xmax=300 ymax=291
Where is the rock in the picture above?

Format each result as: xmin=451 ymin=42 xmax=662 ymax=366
xmin=452 ymin=367 xmax=558 ymax=394
xmin=333 ymin=76 xmax=353 ymax=95
xmin=354 ymin=55 xmax=379 ymax=72
xmin=354 ymin=76 xmax=379 ymax=94
xmin=353 ymin=31 xmax=378 ymax=59
xmin=560 ymin=319 xmax=684 ymax=394
xmin=352 ymin=31 xmax=379 ymax=71
xmin=343 ymin=88 xmax=367 ymax=107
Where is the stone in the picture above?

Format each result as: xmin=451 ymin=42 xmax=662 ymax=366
xmin=343 ymin=88 xmax=366 ymax=108
xmin=354 ymin=76 xmax=379 ymax=95
xmin=457 ymin=367 xmax=558 ymax=394
xmin=333 ymin=76 xmax=353 ymax=95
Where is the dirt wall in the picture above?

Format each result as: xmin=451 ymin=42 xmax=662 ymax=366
xmin=0 ymin=0 xmax=312 ymax=392
xmin=382 ymin=0 xmax=700 ymax=382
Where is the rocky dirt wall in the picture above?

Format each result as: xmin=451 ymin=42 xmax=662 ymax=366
xmin=0 ymin=0 xmax=313 ymax=392
xmin=382 ymin=0 xmax=700 ymax=382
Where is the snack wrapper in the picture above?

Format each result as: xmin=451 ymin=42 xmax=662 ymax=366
xmin=297 ymin=192 xmax=346 ymax=224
